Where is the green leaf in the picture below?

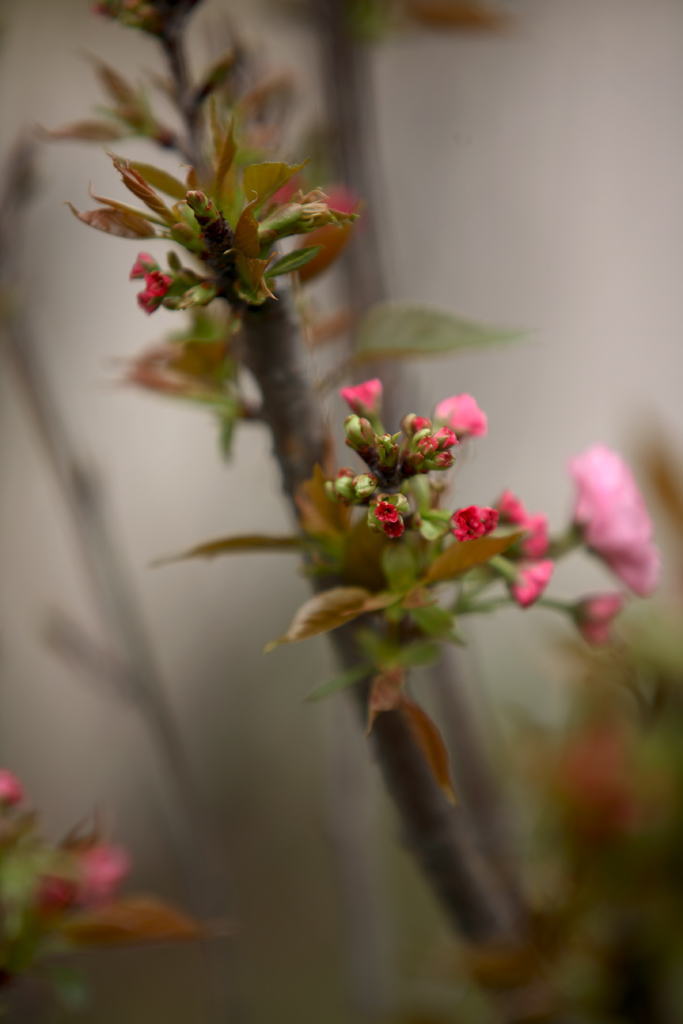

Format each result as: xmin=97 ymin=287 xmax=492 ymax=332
xmin=242 ymin=160 xmax=308 ymax=210
xmin=264 ymin=587 xmax=397 ymax=652
xmin=265 ymin=245 xmax=323 ymax=278
xmin=305 ymin=663 xmax=371 ymax=702
xmin=411 ymin=604 xmax=457 ymax=639
xmin=396 ymin=641 xmax=441 ymax=667
xmin=425 ymin=532 xmax=524 ymax=584
xmin=355 ymin=302 xmax=523 ymax=361
xmin=128 ymin=162 xmax=187 ymax=200
xmin=419 ymin=516 xmax=449 ymax=541
xmin=153 ymin=535 xmax=303 ymax=567
xmin=382 ymin=544 xmax=418 ymax=592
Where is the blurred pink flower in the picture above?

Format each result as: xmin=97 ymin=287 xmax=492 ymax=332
xmin=0 ymin=770 xmax=24 ymax=807
xmin=434 ymin=394 xmax=488 ymax=438
xmin=569 ymin=445 xmax=660 ymax=596
xmin=520 ymin=512 xmax=550 ymax=559
xmin=496 ymin=491 xmax=550 ymax=559
xmin=340 ymin=378 xmax=383 ymax=418
xmin=575 ymin=593 xmax=625 ymax=646
xmin=510 ymin=560 xmax=554 ymax=608
xmin=78 ymin=845 xmax=131 ymax=906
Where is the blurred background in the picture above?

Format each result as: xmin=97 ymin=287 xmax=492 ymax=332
xmin=2 ymin=0 xmax=683 ymax=1020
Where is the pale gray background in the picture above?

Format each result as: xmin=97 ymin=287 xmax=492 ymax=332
xmin=1 ymin=1 xmax=681 ymax=1020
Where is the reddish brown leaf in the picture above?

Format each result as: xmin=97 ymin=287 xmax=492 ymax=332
xmin=367 ymin=667 xmax=405 ymax=734
xmin=63 ymin=897 xmax=203 ymax=947
xmin=298 ymin=222 xmax=354 ymax=283
xmin=264 ymin=587 xmax=396 ymax=652
xmin=405 ymin=0 xmax=507 ymax=29
xmin=90 ymin=58 xmax=138 ymax=105
xmin=66 ymin=203 xmax=156 ymax=239
xmin=424 ymin=531 xmax=523 ymax=584
xmin=43 ymin=120 xmax=127 ymax=142
xmin=111 ymin=156 xmax=176 ymax=225
xmin=296 ymin=464 xmax=350 ymax=536
xmin=233 ymin=198 xmax=261 ymax=258
xmin=401 ymin=698 xmax=456 ymax=803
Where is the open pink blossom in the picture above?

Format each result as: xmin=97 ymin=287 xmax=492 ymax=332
xmin=0 ymin=770 xmax=23 ymax=807
xmin=340 ymin=378 xmax=383 ymax=418
xmin=575 ymin=593 xmax=625 ymax=646
xmin=510 ymin=560 xmax=554 ymax=608
xmin=434 ymin=394 xmax=488 ymax=438
xmin=78 ymin=845 xmax=131 ymax=906
xmin=569 ymin=445 xmax=660 ymax=597
xmin=451 ymin=505 xmax=498 ymax=542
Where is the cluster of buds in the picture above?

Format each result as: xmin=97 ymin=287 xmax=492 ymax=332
xmin=401 ymin=415 xmax=458 ymax=474
xmin=325 ymin=468 xmax=377 ymax=505
xmin=342 ymin=408 xmax=458 ymax=490
xmin=130 ymin=252 xmax=217 ymax=315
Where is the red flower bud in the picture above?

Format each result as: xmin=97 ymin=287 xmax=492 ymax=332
xmin=137 ymin=271 xmax=173 ymax=315
xmin=383 ymin=519 xmax=405 ymax=538
xmin=0 ymin=770 xmax=23 ymax=807
xmin=129 ymin=252 xmax=157 ymax=280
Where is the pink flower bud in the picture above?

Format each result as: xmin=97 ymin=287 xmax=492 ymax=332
xmin=129 ymin=252 xmax=157 ymax=280
xmin=340 ymin=378 xmax=383 ymax=418
xmin=375 ymin=501 xmax=400 ymax=524
xmin=78 ymin=844 xmax=131 ymax=907
xmin=431 ymin=450 xmax=454 ymax=470
xmin=569 ymin=445 xmax=660 ymax=596
xmin=137 ymin=271 xmax=173 ymax=315
xmin=417 ymin=436 xmax=439 ymax=456
xmin=434 ymin=394 xmax=488 ymax=438
xmin=433 ymin=427 xmax=458 ymax=451
xmin=520 ymin=512 xmax=550 ymax=559
xmin=0 ymin=770 xmax=23 ymax=807
xmin=451 ymin=505 xmax=499 ymax=542
xmin=510 ymin=560 xmax=554 ymax=608
xmin=402 ymin=414 xmax=432 ymax=437
xmin=575 ymin=593 xmax=625 ymax=646
xmin=496 ymin=489 xmax=527 ymax=525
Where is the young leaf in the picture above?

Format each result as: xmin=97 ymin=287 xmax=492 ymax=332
xmin=128 ymin=162 xmax=187 ymax=200
xmin=242 ymin=160 xmax=308 ymax=209
xmin=401 ymin=698 xmax=456 ymax=803
xmin=424 ymin=532 xmax=524 ymax=584
xmin=62 ymin=897 xmax=203 ymax=947
xmin=214 ymin=118 xmax=237 ymax=198
xmin=264 ymin=587 xmax=396 ymax=652
xmin=90 ymin=58 xmax=138 ymax=105
xmin=111 ymin=157 xmax=177 ymax=225
xmin=233 ymin=198 xmax=261 ymax=258
xmin=355 ymin=302 xmax=523 ymax=361
xmin=265 ymin=245 xmax=324 ymax=279
xmin=66 ymin=203 xmax=156 ymax=239
xmin=305 ymin=663 xmax=371 ymax=702
xmin=153 ymin=535 xmax=302 ymax=567
xmin=396 ymin=641 xmax=441 ymax=667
